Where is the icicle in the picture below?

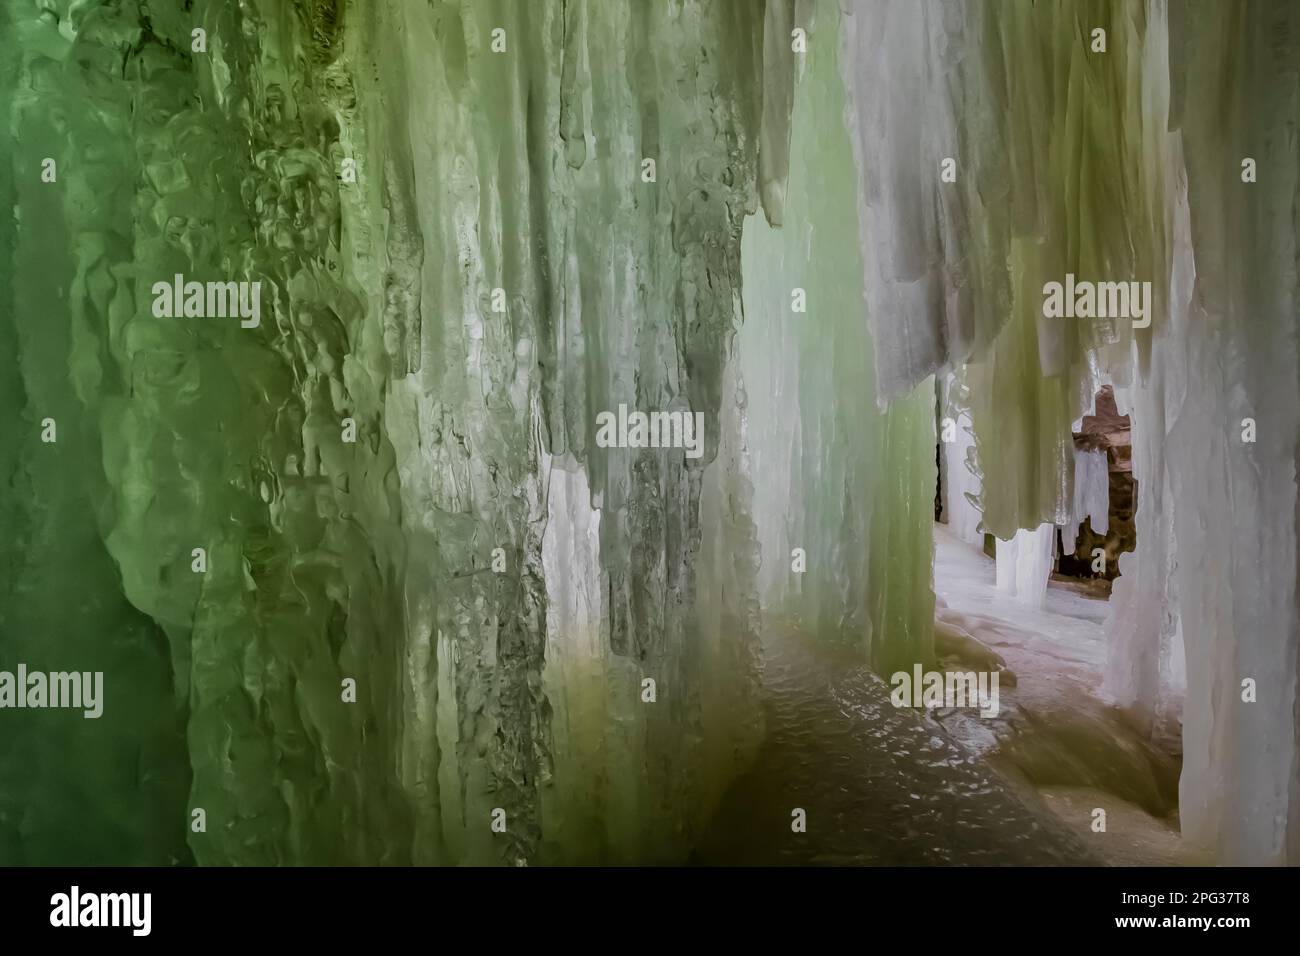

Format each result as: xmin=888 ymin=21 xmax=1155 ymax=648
xmin=839 ymin=0 xmax=1000 ymax=402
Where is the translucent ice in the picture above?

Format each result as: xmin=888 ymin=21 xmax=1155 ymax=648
xmin=940 ymin=372 xmax=985 ymax=547
xmin=1063 ymin=448 xmax=1110 ymax=554
xmin=0 ymin=0 xmax=801 ymax=865
xmin=740 ymin=3 xmax=936 ymax=675
xmin=995 ymin=525 xmax=1055 ymax=610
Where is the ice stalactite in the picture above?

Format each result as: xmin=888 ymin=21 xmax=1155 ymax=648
xmin=835 ymin=0 xmax=1171 ymax=591
xmin=838 ymin=0 xmax=1011 ymax=403
xmin=839 ymin=0 xmax=1166 ymax=620
xmin=757 ymin=0 xmax=815 ymax=226
xmin=841 ymin=1 xmax=1162 ymax=536
xmin=740 ymin=0 xmax=936 ymax=676
xmin=964 ymin=1 xmax=1165 ymax=542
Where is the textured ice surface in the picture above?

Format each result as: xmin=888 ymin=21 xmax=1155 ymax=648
xmin=1093 ymin=0 xmax=1300 ymax=865
xmin=1063 ymin=449 xmax=1110 ymax=554
xmin=1155 ymin=0 xmax=1299 ymax=865
xmin=994 ymin=525 xmax=1054 ymax=610
xmin=940 ymin=373 xmax=984 ymax=546
xmin=0 ymin=0 xmax=800 ymax=865
xmin=839 ymin=0 xmax=1005 ymax=402
xmin=739 ymin=2 xmax=935 ymax=675
xmin=843 ymin=1 xmax=1160 ymax=535
xmin=839 ymin=0 xmax=1300 ymax=862
xmin=2 ymin=0 xmax=1297 ymax=867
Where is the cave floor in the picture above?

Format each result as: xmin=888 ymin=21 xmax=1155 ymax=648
xmin=931 ymin=525 xmax=1198 ymax=866
xmin=694 ymin=627 xmax=1098 ymax=864
xmin=694 ymin=525 xmax=1198 ymax=866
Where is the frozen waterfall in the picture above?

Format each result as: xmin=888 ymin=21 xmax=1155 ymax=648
xmin=1 ymin=0 xmax=1296 ymax=868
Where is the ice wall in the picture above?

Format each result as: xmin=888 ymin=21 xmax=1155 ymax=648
xmin=0 ymin=0 xmax=801 ymax=865
xmin=1104 ymin=0 xmax=1300 ymax=865
xmin=1 ymin=0 xmax=429 ymax=866
xmin=5 ymin=0 xmax=1296 ymax=869
xmin=0 ymin=2 xmax=193 ymax=864
xmin=739 ymin=0 xmax=936 ymax=675
xmin=1159 ymin=0 xmax=1300 ymax=865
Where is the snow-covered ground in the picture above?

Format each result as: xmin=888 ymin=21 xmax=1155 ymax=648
xmin=935 ymin=522 xmax=1110 ymax=706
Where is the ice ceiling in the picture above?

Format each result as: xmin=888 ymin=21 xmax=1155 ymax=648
xmin=1 ymin=0 xmax=1295 ymax=865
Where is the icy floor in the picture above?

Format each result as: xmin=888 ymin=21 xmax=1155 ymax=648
xmin=931 ymin=521 xmax=1116 ymax=758
xmin=931 ymin=525 xmax=1197 ymax=865
xmin=695 ymin=629 xmax=1098 ymax=864
xmin=696 ymin=525 xmax=1196 ymax=865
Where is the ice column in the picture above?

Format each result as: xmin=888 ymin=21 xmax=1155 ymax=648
xmin=994 ymin=525 xmax=1055 ymax=610
xmin=1161 ymin=0 xmax=1300 ymax=865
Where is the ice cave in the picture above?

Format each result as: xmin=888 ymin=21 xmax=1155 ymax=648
xmin=0 ymin=0 xmax=1297 ymax=869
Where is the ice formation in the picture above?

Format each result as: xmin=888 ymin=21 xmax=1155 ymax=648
xmin=994 ymin=525 xmax=1055 ymax=610
xmin=939 ymin=373 xmax=985 ymax=547
xmin=1 ymin=0 xmax=1296 ymax=867
xmin=1063 ymin=448 xmax=1110 ymax=554
xmin=1102 ymin=1 xmax=1297 ymax=866
xmin=1143 ymin=1 xmax=1299 ymax=865
xmin=839 ymin=0 xmax=1299 ymax=864
xmin=842 ymin=0 xmax=1163 ymax=540
xmin=738 ymin=3 xmax=936 ymax=676
xmin=0 ymin=0 xmax=807 ymax=865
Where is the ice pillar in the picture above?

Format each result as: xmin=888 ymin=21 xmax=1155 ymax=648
xmin=994 ymin=525 xmax=1055 ymax=610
